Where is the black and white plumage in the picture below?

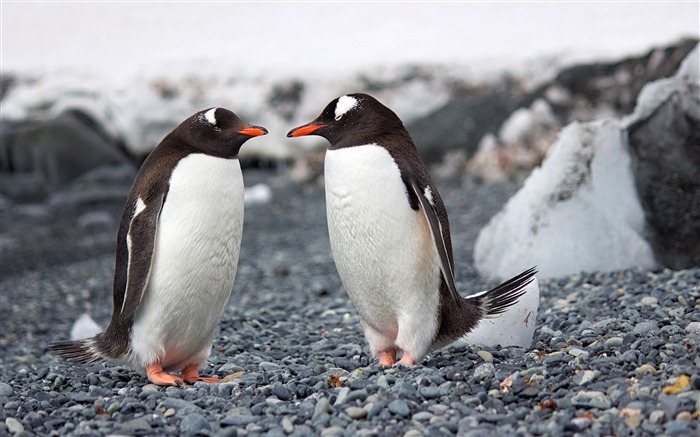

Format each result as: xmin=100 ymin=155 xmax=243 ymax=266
xmin=51 ymin=108 xmax=267 ymax=385
xmin=288 ymin=93 xmax=536 ymax=366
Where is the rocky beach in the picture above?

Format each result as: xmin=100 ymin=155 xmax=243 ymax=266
xmin=1 ymin=165 xmax=699 ymax=436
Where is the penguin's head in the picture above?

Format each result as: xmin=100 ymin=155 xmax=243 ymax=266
xmin=176 ymin=107 xmax=267 ymax=158
xmin=287 ymin=93 xmax=404 ymax=148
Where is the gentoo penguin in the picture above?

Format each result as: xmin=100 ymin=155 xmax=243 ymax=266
xmin=51 ymin=108 xmax=267 ymax=386
xmin=288 ymin=93 xmax=536 ymax=366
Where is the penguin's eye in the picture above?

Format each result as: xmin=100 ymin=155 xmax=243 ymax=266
xmin=334 ymin=96 xmax=359 ymax=121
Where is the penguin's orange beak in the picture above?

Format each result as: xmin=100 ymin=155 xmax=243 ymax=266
xmin=238 ymin=126 xmax=268 ymax=137
xmin=287 ymin=123 xmax=326 ymax=137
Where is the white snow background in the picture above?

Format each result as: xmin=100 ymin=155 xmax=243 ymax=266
xmin=2 ymin=2 xmax=698 ymax=159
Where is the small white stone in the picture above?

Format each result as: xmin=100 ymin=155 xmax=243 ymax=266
xmin=685 ymin=322 xmax=700 ymax=333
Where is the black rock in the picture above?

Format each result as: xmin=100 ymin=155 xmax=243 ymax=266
xmin=406 ymin=80 xmax=522 ymax=163
xmin=0 ymin=110 xmax=130 ymax=202
xmin=627 ymin=67 xmax=700 ymax=269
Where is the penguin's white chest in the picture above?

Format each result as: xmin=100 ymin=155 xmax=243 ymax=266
xmin=131 ymin=153 xmax=244 ymax=370
xmin=324 ymin=145 xmax=441 ymax=340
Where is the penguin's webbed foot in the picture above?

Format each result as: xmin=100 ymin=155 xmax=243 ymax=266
xmin=146 ymin=363 xmax=184 ymax=386
xmin=182 ymin=364 xmax=221 ymax=384
xmin=378 ymin=348 xmax=397 ymax=367
xmin=397 ymin=352 xmax=415 ymax=366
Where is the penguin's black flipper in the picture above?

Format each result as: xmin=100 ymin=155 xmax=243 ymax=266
xmin=116 ymin=191 xmax=166 ymax=323
xmin=403 ymin=170 xmax=461 ymax=305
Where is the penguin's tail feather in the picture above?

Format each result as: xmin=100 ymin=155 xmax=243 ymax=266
xmin=467 ymin=267 xmax=538 ymax=318
xmin=50 ymin=337 xmax=106 ymax=365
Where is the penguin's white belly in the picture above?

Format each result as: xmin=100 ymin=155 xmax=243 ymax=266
xmin=131 ymin=154 xmax=244 ymax=371
xmin=325 ymin=145 xmax=441 ymax=343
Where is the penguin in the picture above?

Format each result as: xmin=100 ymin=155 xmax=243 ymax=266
xmin=51 ymin=108 xmax=267 ymax=386
xmin=287 ymin=93 xmax=536 ymax=366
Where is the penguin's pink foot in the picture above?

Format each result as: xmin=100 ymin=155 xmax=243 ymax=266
xmin=182 ymin=364 xmax=221 ymax=384
xmin=146 ymin=363 xmax=184 ymax=386
xmin=378 ymin=348 xmax=397 ymax=367
xmin=397 ymin=353 xmax=415 ymax=366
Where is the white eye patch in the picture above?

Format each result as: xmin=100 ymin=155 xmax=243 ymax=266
xmin=334 ymin=96 xmax=359 ymax=120
xmin=204 ymin=108 xmax=218 ymax=126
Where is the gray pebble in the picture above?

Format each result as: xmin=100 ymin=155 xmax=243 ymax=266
xmin=5 ymin=417 xmax=23 ymax=434
xmin=388 ymin=399 xmax=410 ymax=417
xmin=473 ymin=363 xmax=495 ymax=379
xmin=345 ymin=406 xmax=367 ymax=419
xmin=180 ymin=413 xmax=211 ymax=435
xmin=633 ymin=321 xmax=658 ymax=335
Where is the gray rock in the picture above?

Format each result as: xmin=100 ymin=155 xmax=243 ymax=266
xmin=627 ymin=48 xmax=700 ymax=269
xmin=180 ymin=413 xmax=211 ymax=435
xmin=272 ymin=383 xmax=292 ymax=401
xmin=406 ymin=83 xmax=521 ymax=163
xmin=473 ymin=363 xmax=496 ymax=379
xmin=388 ymin=399 xmax=410 ymax=417
xmin=633 ymin=322 xmax=659 ymax=336
xmin=0 ymin=112 xmax=129 ymax=201
xmin=221 ymin=414 xmax=257 ymax=427
xmin=0 ymin=383 xmax=12 ymax=397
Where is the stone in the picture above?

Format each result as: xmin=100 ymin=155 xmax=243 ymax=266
xmin=5 ymin=417 xmax=23 ymax=434
xmin=345 ymin=407 xmax=367 ymax=419
xmin=627 ymin=45 xmax=700 ymax=269
xmin=0 ymin=111 xmax=129 ymax=201
xmin=388 ymin=399 xmax=410 ymax=417
xmin=473 ymin=363 xmax=496 ymax=379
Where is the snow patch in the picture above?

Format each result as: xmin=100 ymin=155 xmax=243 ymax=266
xmin=244 ymin=183 xmax=273 ymax=206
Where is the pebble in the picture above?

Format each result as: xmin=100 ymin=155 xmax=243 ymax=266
xmin=633 ymin=321 xmax=658 ymax=335
xmin=388 ymin=399 xmax=410 ymax=417
xmin=5 ymin=417 xmax=24 ymax=434
xmin=312 ymin=398 xmax=330 ymax=420
xmin=640 ymin=296 xmax=658 ymax=306
xmin=571 ymin=391 xmax=611 ymax=409
xmin=473 ymin=363 xmax=495 ymax=379
xmin=477 ymin=351 xmax=494 ymax=362
xmin=574 ymin=370 xmax=599 ymax=385
xmin=636 ymin=364 xmax=657 ymax=376
xmin=345 ymin=406 xmax=367 ymax=419
xmin=685 ymin=322 xmax=700 ymax=333
xmin=0 ymin=383 xmax=13 ymax=398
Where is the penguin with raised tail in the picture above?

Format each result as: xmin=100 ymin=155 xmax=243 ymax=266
xmin=51 ymin=108 xmax=267 ymax=386
xmin=288 ymin=93 xmax=536 ymax=366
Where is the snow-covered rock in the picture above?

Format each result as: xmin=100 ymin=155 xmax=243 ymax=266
xmin=459 ymin=277 xmax=540 ymax=348
xmin=474 ymin=44 xmax=698 ymax=280
xmin=474 ymin=119 xmax=656 ymax=279
xmin=463 ymin=39 xmax=697 ymax=182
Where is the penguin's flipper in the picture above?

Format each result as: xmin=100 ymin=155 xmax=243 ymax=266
xmin=117 ymin=192 xmax=166 ymax=322
xmin=403 ymin=171 xmax=461 ymax=304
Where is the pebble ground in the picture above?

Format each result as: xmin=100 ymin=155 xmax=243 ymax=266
xmin=1 ymin=168 xmax=698 ymax=436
